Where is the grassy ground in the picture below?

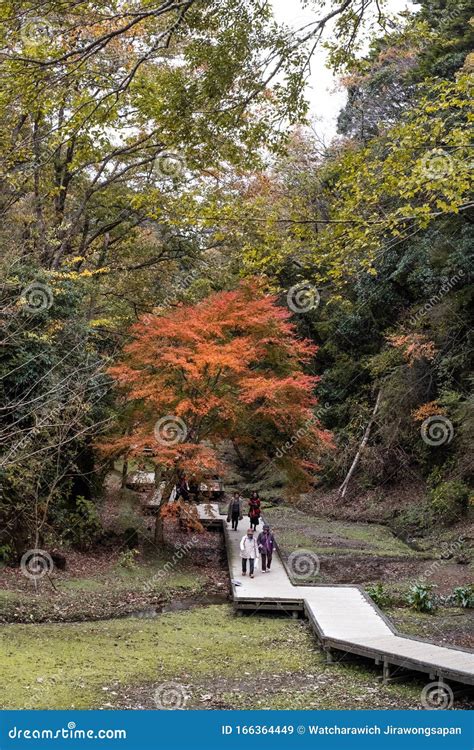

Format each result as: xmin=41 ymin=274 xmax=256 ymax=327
xmin=262 ymin=506 xmax=472 ymax=606
xmin=0 ymin=552 xmax=212 ymax=623
xmin=1 ymin=603 xmax=435 ymax=711
xmin=390 ymin=607 xmax=474 ymax=650
xmin=1 ymin=487 xmax=472 ymax=709
xmin=264 ymin=505 xmax=425 ymax=560
xmin=0 ymin=484 xmax=227 ymax=623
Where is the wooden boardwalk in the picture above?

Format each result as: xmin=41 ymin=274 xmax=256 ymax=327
xmin=197 ymin=503 xmax=474 ymax=688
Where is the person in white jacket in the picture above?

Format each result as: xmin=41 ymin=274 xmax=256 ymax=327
xmin=240 ymin=528 xmax=259 ymax=578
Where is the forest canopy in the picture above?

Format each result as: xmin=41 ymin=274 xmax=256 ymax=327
xmin=0 ymin=0 xmax=472 ymax=557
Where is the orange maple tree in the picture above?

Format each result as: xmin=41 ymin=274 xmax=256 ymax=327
xmin=101 ymin=280 xmax=332 ymax=495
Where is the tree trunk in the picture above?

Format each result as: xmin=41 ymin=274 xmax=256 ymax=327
xmin=338 ymin=390 xmax=382 ymax=501
xmin=153 ymin=466 xmax=163 ymax=545
xmin=153 ymin=467 xmax=177 ymax=547
xmin=232 ymin=438 xmax=247 ymax=467
xmin=154 ymin=514 xmax=164 ymax=546
xmin=121 ymin=457 xmax=128 ymax=489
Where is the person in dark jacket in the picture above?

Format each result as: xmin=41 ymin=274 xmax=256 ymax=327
xmin=248 ymin=491 xmax=261 ymax=531
xmin=188 ymin=475 xmax=199 ymax=501
xmin=257 ymin=524 xmax=275 ymax=572
xmin=175 ymin=473 xmax=190 ymax=502
xmin=227 ymin=492 xmax=243 ymax=530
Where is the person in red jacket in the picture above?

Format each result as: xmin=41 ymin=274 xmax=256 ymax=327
xmin=248 ymin=490 xmax=261 ymax=531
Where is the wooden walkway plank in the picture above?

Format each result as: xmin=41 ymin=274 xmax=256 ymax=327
xmin=197 ymin=503 xmax=474 ymax=686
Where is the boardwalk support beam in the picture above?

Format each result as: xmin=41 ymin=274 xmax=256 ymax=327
xmin=198 ymin=502 xmax=474 ymax=690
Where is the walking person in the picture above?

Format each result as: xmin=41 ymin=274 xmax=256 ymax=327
xmin=227 ymin=491 xmax=243 ymax=530
xmin=188 ymin=475 xmax=199 ymax=502
xmin=175 ymin=473 xmax=190 ymax=502
xmin=240 ymin=528 xmax=259 ymax=578
xmin=248 ymin=490 xmax=261 ymax=531
xmin=257 ymin=524 xmax=275 ymax=573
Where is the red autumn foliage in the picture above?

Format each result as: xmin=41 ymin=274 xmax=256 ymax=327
xmin=100 ymin=279 xmax=332 ymax=490
xmin=387 ymin=333 xmax=436 ymax=366
xmin=161 ymin=500 xmax=203 ymax=532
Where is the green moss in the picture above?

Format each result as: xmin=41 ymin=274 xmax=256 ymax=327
xmin=60 ymin=579 xmax=106 ymax=592
xmin=1 ymin=604 xmax=442 ymax=710
xmin=221 ymin=665 xmax=419 ymax=709
xmin=0 ymin=590 xmax=20 ymax=602
xmin=275 ymin=531 xmax=316 ymax=551
xmin=0 ymin=605 xmax=318 ymax=709
xmin=389 ymin=606 xmax=474 ymax=643
xmin=264 ymin=506 xmax=423 ymax=559
xmin=149 ymin=571 xmax=202 ymax=592
xmin=0 ymin=552 xmax=206 ymax=623
xmin=109 ymin=560 xmax=202 ymax=590
xmin=41 ymin=562 xmax=202 ymax=596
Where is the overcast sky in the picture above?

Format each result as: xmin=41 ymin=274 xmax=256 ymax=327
xmin=271 ymin=0 xmax=415 ymax=142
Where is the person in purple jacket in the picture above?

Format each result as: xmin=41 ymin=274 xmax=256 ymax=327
xmin=257 ymin=523 xmax=275 ymax=573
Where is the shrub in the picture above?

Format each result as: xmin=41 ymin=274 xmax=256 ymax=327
xmin=365 ymin=582 xmax=392 ymax=608
xmin=430 ymin=481 xmax=469 ymax=525
xmin=118 ymin=548 xmax=140 ymax=569
xmin=0 ymin=543 xmax=13 ymax=563
xmin=59 ymin=496 xmax=101 ymax=549
xmin=406 ymin=582 xmax=437 ymax=612
xmin=450 ymin=585 xmax=473 ymax=609
xmin=393 ymin=502 xmax=433 ymax=535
